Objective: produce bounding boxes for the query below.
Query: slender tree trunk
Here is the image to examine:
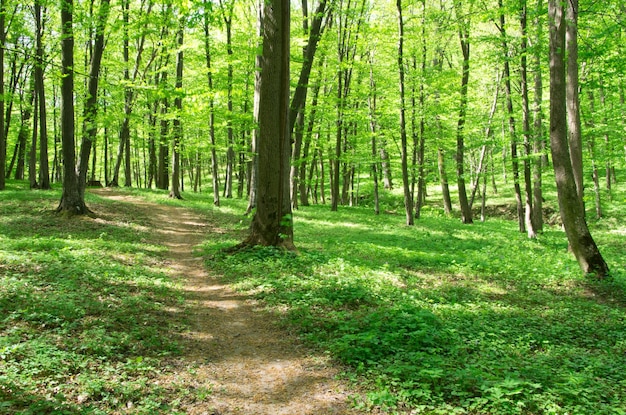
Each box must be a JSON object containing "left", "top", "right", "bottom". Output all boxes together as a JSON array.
[
  {"left": 169, "top": 19, "right": 184, "bottom": 200},
  {"left": 77, "top": 0, "right": 110, "bottom": 197},
  {"left": 520, "top": 0, "right": 536, "bottom": 238},
  {"left": 368, "top": 53, "right": 380, "bottom": 215},
  {"left": 498, "top": 4, "right": 524, "bottom": 232},
  {"left": 35, "top": 1, "right": 50, "bottom": 189},
  {"left": 455, "top": 3, "right": 473, "bottom": 224},
  {"left": 203, "top": 1, "right": 220, "bottom": 206},
  {"left": 548, "top": 0, "right": 608, "bottom": 278},
  {"left": 0, "top": 0, "right": 5, "bottom": 190},
  {"left": 532, "top": 0, "right": 544, "bottom": 232},
  {"left": 438, "top": 148, "right": 452, "bottom": 215},
  {"left": 396, "top": 0, "right": 413, "bottom": 225},
  {"left": 29, "top": 91, "right": 38, "bottom": 189}
]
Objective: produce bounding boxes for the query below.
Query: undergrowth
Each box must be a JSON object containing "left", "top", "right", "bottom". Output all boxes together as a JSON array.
[
  {"left": 204, "top": 184, "right": 626, "bottom": 414},
  {"left": 0, "top": 181, "right": 188, "bottom": 414}
]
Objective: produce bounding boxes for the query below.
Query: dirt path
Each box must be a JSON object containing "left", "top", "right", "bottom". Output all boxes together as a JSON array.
[{"left": 93, "top": 189, "right": 362, "bottom": 415}]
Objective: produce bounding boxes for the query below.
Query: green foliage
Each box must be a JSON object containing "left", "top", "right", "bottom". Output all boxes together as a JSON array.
[
  {"left": 0, "top": 182, "right": 187, "bottom": 414},
  {"left": 204, "top": 181, "right": 626, "bottom": 414}
]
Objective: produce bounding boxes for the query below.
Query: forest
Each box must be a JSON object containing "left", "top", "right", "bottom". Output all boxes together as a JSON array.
[{"left": 1, "top": 0, "right": 626, "bottom": 413}]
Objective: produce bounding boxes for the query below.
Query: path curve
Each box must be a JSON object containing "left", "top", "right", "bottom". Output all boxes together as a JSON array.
[{"left": 92, "top": 189, "right": 361, "bottom": 415}]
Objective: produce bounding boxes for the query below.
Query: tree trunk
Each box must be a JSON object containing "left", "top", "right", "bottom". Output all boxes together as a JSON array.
[
  {"left": 438, "top": 148, "right": 452, "bottom": 215},
  {"left": 0, "top": 0, "right": 5, "bottom": 190},
  {"left": 498, "top": 4, "right": 524, "bottom": 232},
  {"left": 548, "top": 0, "right": 608, "bottom": 278},
  {"left": 203, "top": 0, "right": 220, "bottom": 206},
  {"left": 169, "top": 19, "right": 184, "bottom": 200},
  {"left": 29, "top": 91, "right": 38, "bottom": 189},
  {"left": 566, "top": 0, "right": 584, "bottom": 211},
  {"left": 531, "top": 0, "right": 544, "bottom": 232},
  {"left": 57, "top": 0, "right": 89, "bottom": 215},
  {"left": 77, "top": 0, "right": 110, "bottom": 197},
  {"left": 396, "top": 0, "right": 413, "bottom": 226},
  {"left": 454, "top": 2, "right": 473, "bottom": 224},
  {"left": 238, "top": 0, "right": 293, "bottom": 249},
  {"left": 520, "top": 0, "right": 536, "bottom": 238},
  {"left": 35, "top": 1, "right": 50, "bottom": 189}
]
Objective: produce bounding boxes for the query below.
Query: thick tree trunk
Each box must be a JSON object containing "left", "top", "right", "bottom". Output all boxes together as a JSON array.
[
  {"left": 239, "top": 0, "right": 293, "bottom": 249},
  {"left": 548, "top": 0, "right": 608, "bottom": 278},
  {"left": 566, "top": 0, "right": 584, "bottom": 211},
  {"left": 57, "top": 0, "right": 89, "bottom": 215}
]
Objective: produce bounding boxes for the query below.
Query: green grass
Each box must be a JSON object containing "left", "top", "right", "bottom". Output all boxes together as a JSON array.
[
  {"left": 2, "top": 178, "right": 625, "bottom": 414},
  {"left": 202, "top": 181, "right": 626, "bottom": 414},
  {"left": 0, "top": 181, "right": 189, "bottom": 414}
]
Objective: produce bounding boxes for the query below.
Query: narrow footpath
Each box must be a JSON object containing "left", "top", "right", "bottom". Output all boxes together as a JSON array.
[{"left": 94, "top": 189, "right": 362, "bottom": 415}]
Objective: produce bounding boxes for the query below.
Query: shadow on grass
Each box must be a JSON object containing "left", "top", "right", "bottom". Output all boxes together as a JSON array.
[
  {"left": 204, "top": 202, "right": 626, "bottom": 413},
  {"left": 0, "top": 185, "right": 186, "bottom": 414}
]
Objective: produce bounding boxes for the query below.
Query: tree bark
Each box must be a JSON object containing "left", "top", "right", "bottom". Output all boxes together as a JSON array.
[
  {"left": 77, "top": 0, "right": 110, "bottom": 197},
  {"left": 454, "top": 1, "right": 473, "bottom": 224},
  {"left": 566, "top": 0, "right": 584, "bottom": 211},
  {"left": 520, "top": 0, "right": 536, "bottom": 238},
  {"left": 35, "top": 0, "right": 50, "bottom": 189},
  {"left": 396, "top": 0, "right": 414, "bottom": 226},
  {"left": 203, "top": 0, "right": 220, "bottom": 206},
  {"left": 0, "top": 0, "right": 5, "bottom": 190},
  {"left": 57, "top": 0, "right": 89, "bottom": 215},
  {"left": 548, "top": 0, "right": 608, "bottom": 278},
  {"left": 238, "top": 0, "right": 293, "bottom": 249},
  {"left": 169, "top": 19, "right": 184, "bottom": 200}
]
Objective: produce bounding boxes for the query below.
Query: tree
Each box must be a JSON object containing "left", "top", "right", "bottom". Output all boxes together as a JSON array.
[
  {"left": 453, "top": 0, "right": 473, "bottom": 224},
  {"left": 169, "top": 17, "right": 184, "bottom": 200},
  {"left": 238, "top": 0, "right": 293, "bottom": 249},
  {"left": 57, "top": 0, "right": 90, "bottom": 215},
  {"left": 0, "top": 0, "right": 5, "bottom": 191},
  {"left": 77, "top": 0, "right": 110, "bottom": 198},
  {"left": 548, "top": 0, "right": 608, "bottom": 278},
  {"left": 396, "top": 0, "right": 414, "bottom": 226}
]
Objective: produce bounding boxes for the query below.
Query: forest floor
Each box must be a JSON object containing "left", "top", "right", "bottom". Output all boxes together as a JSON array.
[{"left": 92, "top": 188, "right": 363, "bottom": 415}]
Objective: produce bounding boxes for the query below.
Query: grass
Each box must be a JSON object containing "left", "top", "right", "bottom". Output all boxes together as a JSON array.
[
  {"left": 0, "top": 181, "right": 189, "bottom": 414},
  {"left": 1, "top": 177, "right": 625, "bottom": 414},
  {"left": 202, "top": 180, "right": 626, "bottom": 414}
]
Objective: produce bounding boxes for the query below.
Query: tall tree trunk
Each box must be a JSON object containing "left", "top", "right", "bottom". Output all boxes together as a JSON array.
[
  {"left": 203, "top": 0, "right": 220, "bottom": 206},
  {"left": 531, "top": 0, "right": 544, "bottom": 232},
  {"left": 77, "top": 0, "right": 110, "bottom": 198},
  {"left": 238, "top": 0, "right": 293, "bottom": 249},
  {"left": 35, "top": 0, "right": 50, "bottom": 189},
  {"left": 454, "top": 1, "right": 473, "bottom": 224},
  {"left": 57, "top": 0, "right": 89, "bottom": 215},
  {"left": 498, "top": 4, "right": 524, "bottom": 232},
  {"left": 368, "top": 53, "right": 380, "bottom": 215},
  {"left": 396, "top": 0, "right": 413, "bottom": 226},
  {"left": 169, "top": 19, "right": 184, "bottom": 200},
  {"left": 566, "top": 0, "right": 584, "bottom": 211},
  {"left": 548, "top": 0, "right": 608, "bottom": 278},
  {"left": 520, "top": 0, "right": 536, "bottom": 238},
  {"left": 220, "top": 0, "right": 235, "bottom": 199},
  {"left": 0, "top": 0, "right": 5, "bottom": 190},
  {"left": 29, "top": 91, "right": 38, "bottom": 189}
]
